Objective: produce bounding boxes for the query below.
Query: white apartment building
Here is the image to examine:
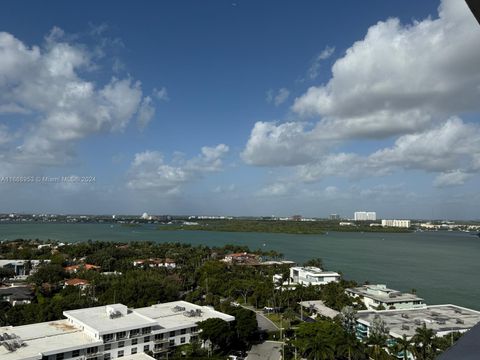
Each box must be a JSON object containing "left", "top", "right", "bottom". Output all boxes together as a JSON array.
[
  {"left": 290, "top": 266, "right": 340, "bottom": 286},
  {"left": 0, "top": 301, "right": 234, "bottom": 360},
  {"left": 346, "top": 284, "right": 426, "bottom": 311},
  {"left": 354, "top": 212, "right": 377, "bottom": 221},
  {"left": 381, "top": 219, "right": 411, "bottom": 228}
]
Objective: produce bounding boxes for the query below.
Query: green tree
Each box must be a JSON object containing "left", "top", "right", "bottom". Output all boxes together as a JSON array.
[{"left": 197, "top": 318, "right": 234, "bottom": 353}]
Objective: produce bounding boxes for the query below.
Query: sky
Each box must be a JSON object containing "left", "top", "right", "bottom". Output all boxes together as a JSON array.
[{"left": 0, "top": 0, "right": 479, "bottom": 219}]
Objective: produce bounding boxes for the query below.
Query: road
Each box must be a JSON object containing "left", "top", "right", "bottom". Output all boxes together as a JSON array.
[
  {"left": 246, "top": 341, "right": 283, "bottom": 360},
  {"left": 240, "top": 304, "right": 280, "bottom": 332}
]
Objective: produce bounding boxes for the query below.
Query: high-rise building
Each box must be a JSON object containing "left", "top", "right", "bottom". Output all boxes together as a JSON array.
[{"left": 354, "top": 211, "right": 377, "bottom": 221}]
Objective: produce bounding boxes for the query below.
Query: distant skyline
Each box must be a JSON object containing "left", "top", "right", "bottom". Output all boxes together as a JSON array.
[{"left": 0, "top": 0, "right": 479, "bottom": 219}]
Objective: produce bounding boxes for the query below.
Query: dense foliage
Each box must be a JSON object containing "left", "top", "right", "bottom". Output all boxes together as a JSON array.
[{"left": 157, "top": 219, "right": 411, "bottom": 234}]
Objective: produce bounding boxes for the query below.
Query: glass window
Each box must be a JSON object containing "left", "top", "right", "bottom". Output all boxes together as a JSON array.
[
  {"left": 118, "top": 350, "right": 124, "bottom": 358},
  {"left": 180, "top": 337, "right": 186, "bottom": 344},
  {"left": 143, "top": 345, "right": 149, "bottom": 352},
  {"left": 104, "top": 344, "right": 111, "bottom": 351},
  {"left": 117, "top": 331, "right": 127, "bottom": 340},
  {"left": 72, "top": 350, "right": 80, "bottom": 357},
  {"left": 118, "top": 341, "right": 124, "bottom": 348},
  {"left": 169, "top": 339, "right": 175, "bottom": 346},
  {"left": 56, "top": 354, "right": 64, "bottom": 360},
  {"left": 169, "top": 331, "right": 175, "bottom": 337},
  {"left": 132, "top": 338, "right": 138, "bottom": 345},
  {"left": 180, "top": 328, "right": 186, "bottom": 335},
  {"left": 103, "top": 354, "right": 110, "bottom": 360},
  {"left": 131, "top": 348, "right": 137, "bottom": 354},
  {"left": 144, "top": 336, "right": 150, "bottom": 342},
  {"left": 103, "top": 334, "right": 114, "bottom": 342},
  {"left": 154, "top": 333, "right": 164, "bottom": 340}
]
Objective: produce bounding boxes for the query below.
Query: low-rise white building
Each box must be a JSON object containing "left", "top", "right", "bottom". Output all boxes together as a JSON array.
[
  {"left": 356, "top": 304, "right": 480, "bottom": 340},
  {"left": 346, "top": 284, "right": 425, "bottom": 311},
  {"left": 290, "top": 266, "right": 340, "bottom": 286},
  {"left": 381, "top": 219, "right": 411, "bottom": 228},
  {"left": 0, "top": 301, "right": 234, "bottom": 360},
  {"left": 0, "top": 260, "right": 50, "bottom": 279}
]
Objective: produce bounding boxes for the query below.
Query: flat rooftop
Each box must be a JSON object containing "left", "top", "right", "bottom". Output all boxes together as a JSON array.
[
  {"left": 134, "top": 301, "right": 234, "bottom": 330},
  {"left": 299, "top": 300, "right": 339, "bottom": 319},
  {"left": 347, "top": 285, "right": 424, "bottom": 303},
  {"left": 64, "top": 304, "right": 156, "bottom": 335},
  {"left": 357, "top": 305, "right": 480, "bottom": 338},
  {"left": 0, "top": 320, "right": 100, "bottom": 360}
]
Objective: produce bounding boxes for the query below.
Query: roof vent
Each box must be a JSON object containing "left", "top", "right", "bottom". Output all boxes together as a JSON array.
[
  {"left": 0, "top": 333, "right": 26, "bottom": 352},
  {"left": 183, "top": 309, "right": 203, "bottom": 317},
  {"left": 172, "top": 306, "right": 186, "bottom": 312}
]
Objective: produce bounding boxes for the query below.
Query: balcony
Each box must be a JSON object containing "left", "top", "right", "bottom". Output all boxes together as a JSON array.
[
  {"left": 85, "top": 351, "right": 103, "bottom": 359},
  {"left": 153, "top": 346, "right": 168, "bottom": 353},
  {"left": 154, "top": 338, "right": 169, "bottom": 344}
]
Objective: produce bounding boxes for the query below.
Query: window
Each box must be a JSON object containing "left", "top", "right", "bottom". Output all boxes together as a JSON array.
[
  {"left": 87, "top": 347, "right": 98, "bottom": 355},
  {"left": 169, "top": 331, "right": 176, "bottom": 337},
  {"left": 72, "top": 350, "right": 80, "bottom": 357},
  {"left": 132, "top": 338, "right": 138, "bottom": 345},
  {"left": 56, "top": 354, "right": 64, "bottom": 360},
  {"left": 131, "top": 348, "right": 137, "bottom": 354},
  {"left": 118, "top": 341, "right": 125, "bottom": 348},
  {"left": 144, "top": 336, "right": 150, "bottom": 342},
  {"left": 103, "top": 334, "right": 114, "bottom": 342},
  {"left": 104, "top": 344, "right": 111, "bottom": 351},
  {"left": 103, "top": 354, "right": 110, "bottom": 360},
  {"left": 169, "top": 339, "right": 175, "bottom": 347},
  {"left": 118, "top": 350, "right": 124, "bottom": 358},
  {"left": 180, "top": 328, "right": 186, "bottom": 335},
  {"left": 130, "top": 329, "right": 139, "bottom": 337},
  {"left": 117, "top": 331, "right": 127, "bottom": 340},
  {"left": 143, "top": 345, "right": 149, "bottom": 352},
  {"left": 154, "top": 333, "right": 164, "bottom": 340},
  {"left": 142, "top": 327, "right": 151, "bottom": 334},
  {"left": 180, "top": 337, "right": 186, "bottom": 344},
  {"left": 190, "top": 327, "right": 197, "bottom": 333}
]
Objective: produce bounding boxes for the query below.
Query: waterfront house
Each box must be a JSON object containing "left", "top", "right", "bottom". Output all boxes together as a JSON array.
[{"left": 346, "top": 284, "right": 426, "bottom": 310}]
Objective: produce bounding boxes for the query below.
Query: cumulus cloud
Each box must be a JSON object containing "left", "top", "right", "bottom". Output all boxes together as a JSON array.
[
  {"left": 0, "top": 28, "right": 151, "bottom": 166},
  {"left": 266, "top": 88, "right": 290, "bottom": 106},
  {"left": 293, "top": 0, "right": 480, "bottom": 139},
  {"left": 434, "top": 170, "right": 472, "bottom": 187},
  {"left": 127, "top": 144, "right": 229, "bottom": 192},
  {"left": 243, "top": 0, "right": 480, "bottom": 190},
  {"left": 241, "top": 121, "right": 327, "bottom": 166}
]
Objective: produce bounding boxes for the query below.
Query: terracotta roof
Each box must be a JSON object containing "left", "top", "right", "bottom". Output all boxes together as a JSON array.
[{"left": 64, "top": 278, "right": 90, "bottom": 286}]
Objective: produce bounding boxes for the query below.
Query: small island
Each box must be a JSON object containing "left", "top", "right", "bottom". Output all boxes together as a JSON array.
[{"left": 157, "top": 219, "right": 412, "bottom": 235}]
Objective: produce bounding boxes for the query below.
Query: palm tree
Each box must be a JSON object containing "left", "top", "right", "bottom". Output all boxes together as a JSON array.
[
  {"left": 412, "top": 324, "right": 436, "bottom": 360},
  {"left": 396, "top": 335, "right": 414, "bottom": 360},
  {"left": 367, "top": 333, "right": 390, "bottom": 360}
]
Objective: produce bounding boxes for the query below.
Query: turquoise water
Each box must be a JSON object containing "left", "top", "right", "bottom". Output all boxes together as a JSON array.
[{"left": 1, "top": 223, "right": 479, "bottom": 310}]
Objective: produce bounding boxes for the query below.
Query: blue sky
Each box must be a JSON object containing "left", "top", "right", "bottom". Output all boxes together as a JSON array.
[{"left": 0, "top": 0, "right": 479, "bottom": 219}]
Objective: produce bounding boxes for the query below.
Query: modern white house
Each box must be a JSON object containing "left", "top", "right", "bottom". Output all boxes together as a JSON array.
[
  {"left": 0, "top": 260, "right": 50, "bottom": 279},
  {"left": 0, "top": 301, "right": 234, "bottom": 360},
  {"left": 273, "top": 266, "right": 340, "bottom": 289},
  {"left": 290, "top": 266, "right": 340, "bottom": 286},
  {"left": 345, "top": 284, "right": 426, "bottom": 310}
]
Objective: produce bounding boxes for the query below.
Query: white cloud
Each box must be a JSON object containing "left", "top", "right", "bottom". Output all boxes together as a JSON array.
[
  {"left": 153, "top": 87, "right": 169, "bottom": 101},
  {"left": 266, "top": 88, "right": 290, "bottom": 106},
  {"left": 0, "top": 28, "right": 150, "bottom": 166},
  {"left": 434, "top": 170, "right": 472, "bottom": 187},
  {"left": 256, "top": 182, "right": 292, "bottom": 197},
  {"left": 241, "top": 121, "right": 326, "bottom": 166},
  {"left": 136, "top": 96, "right": 155, "bottom": 130},
  {"left": 293, "top": 0, "right": 480, "bottom": 139},
  {"left": 307, "top": 46, "right": 335, "bottom": 80},
  {"left": 127, "top": 144, "right": 229, "bottom": 192},
  {"left": 368, "top": 118, "right": 480, "bottom": 172}
]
